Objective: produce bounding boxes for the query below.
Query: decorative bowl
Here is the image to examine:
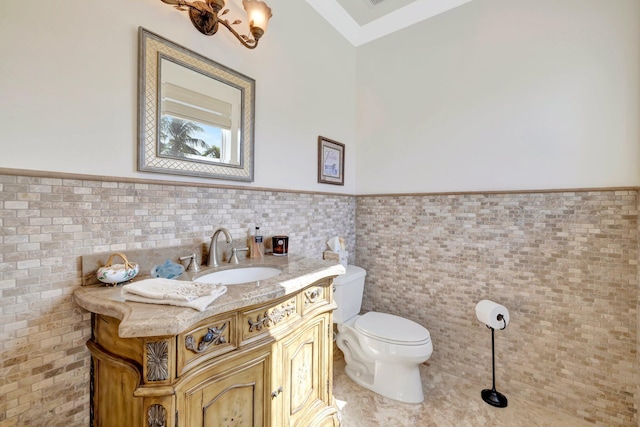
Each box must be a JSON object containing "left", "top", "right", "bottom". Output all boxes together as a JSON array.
[{"left": 97, "top": 253, "right": 139, "bottom": 286}]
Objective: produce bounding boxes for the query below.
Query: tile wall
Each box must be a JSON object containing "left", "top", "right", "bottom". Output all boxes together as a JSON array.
[
  {"left": 356, "top": 190, "right": 638, "bottom": 426},
  {"left": 0, "top": 171, "right": 356, "bottom": 427},
  {"left": 1, "top": 170, "right": 637, "bottom": 426}
]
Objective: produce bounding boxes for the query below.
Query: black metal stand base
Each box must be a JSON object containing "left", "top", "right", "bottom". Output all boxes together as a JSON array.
[
  {"left": 481, "top": 388, "right": 508, "bottom": 408},
  {"left": 481, "top": 325, "right": 508, "bottom": 408}
]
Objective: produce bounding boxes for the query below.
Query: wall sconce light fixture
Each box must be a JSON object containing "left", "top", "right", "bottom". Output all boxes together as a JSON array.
[{"left": 161, "top": 0, "right": 272, "bottom": 49}]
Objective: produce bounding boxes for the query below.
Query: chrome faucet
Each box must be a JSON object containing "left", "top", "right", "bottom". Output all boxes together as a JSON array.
[
  {"left": 179, "top": 253, "right": 200, "bottom": 272},
  {"left": 229, "top": 247, "right": 249, "bottom": 264},
  {"left": 208, "top": 227, "right": 233, "bottom": 268}
]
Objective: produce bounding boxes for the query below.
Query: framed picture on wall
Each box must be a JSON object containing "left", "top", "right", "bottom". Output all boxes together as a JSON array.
[{"left": 317, "top": 136, "right": 345, "bottom": 186}]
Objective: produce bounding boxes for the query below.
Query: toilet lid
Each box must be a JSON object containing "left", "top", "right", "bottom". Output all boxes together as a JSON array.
[{"left": 354, "top": 312, "right": 431, "bottom": 345}]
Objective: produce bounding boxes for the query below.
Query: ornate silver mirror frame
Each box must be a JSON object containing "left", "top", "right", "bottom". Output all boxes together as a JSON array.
[{"left": 138, "top": 27, "right": 255, "bottom": 181}]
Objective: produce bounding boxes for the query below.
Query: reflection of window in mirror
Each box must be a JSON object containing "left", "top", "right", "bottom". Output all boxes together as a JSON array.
[{"left": 159, "top": 58, "right": 242, "bottom": 166}]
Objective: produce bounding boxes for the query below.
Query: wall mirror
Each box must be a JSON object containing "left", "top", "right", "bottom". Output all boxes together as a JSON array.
[{"left": 138, "top": 27, "right": 255, "bottom": 181}]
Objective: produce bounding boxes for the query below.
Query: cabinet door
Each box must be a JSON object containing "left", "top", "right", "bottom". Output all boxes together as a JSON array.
[
  {"left": 274, "top": 315, "right": 331, "bottom": 427},
  {"left": 180, "top": 349, "right": 271, "bottom": 427}
]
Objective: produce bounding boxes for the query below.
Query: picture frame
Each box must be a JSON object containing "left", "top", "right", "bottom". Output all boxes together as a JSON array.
[
  {"left": 138, "top": 28, "right": 255, "bottom": 182},
  {"left": 317, "top": 136, "right": 345, "bottom": 186}
]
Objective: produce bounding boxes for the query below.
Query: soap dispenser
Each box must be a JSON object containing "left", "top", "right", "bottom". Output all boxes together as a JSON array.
[{"left": 249, "top": 226, "right": 264, "bottom": 258}]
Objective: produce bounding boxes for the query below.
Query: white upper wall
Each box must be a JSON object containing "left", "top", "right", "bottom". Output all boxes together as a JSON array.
[
  {"left": 2, "top": 1, "right": 638, "bottom": 195},
  {"left": 355, "top": 0, "right": 640, "bottom": 193},
  {"left": 0, "top": 0, "right": 357, "bottom": 194}
]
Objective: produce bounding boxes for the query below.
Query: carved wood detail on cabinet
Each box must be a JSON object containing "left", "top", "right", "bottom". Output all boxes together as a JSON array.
[
  {"left": 185, "top": 323, "right": 227, "bottom": 353},
  {"left": 241, "top": 297, "right": 299, "bottom": 346},
  {"left": 86, "top": 278, "right": 339, "bottom": 427},
  {"left": 146, "top": 341, "right": 169, "bottom": 382},
  {"left": 147, "top": 404, "right": 167, "bottom": 427},
  {"left": 178, "top": 314, "right": 236, "bottom": 376}
]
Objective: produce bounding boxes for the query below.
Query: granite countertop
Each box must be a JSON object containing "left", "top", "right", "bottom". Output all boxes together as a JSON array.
[{"left": 74, "top": 254, "right": 345, "bottom": 338}]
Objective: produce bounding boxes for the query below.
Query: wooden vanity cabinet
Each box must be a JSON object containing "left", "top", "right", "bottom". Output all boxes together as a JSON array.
[{"left": 87, "top": 278, "right": 340, "bottom": 427}]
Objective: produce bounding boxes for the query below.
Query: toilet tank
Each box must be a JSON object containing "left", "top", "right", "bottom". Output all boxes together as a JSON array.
[{"left": 332, "top": 265, "right": 367, "bottom": 323}]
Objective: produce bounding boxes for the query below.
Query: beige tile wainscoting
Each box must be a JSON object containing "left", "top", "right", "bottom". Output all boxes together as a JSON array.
[
  {"left": 356, "top": 190, "right": 638, "bottom": 426},
  {"left": 1, "top": 169, "right": 638, "bottom": 426},
  {"left": 0, "top": 171, "right": 355, "bottom": 426}
]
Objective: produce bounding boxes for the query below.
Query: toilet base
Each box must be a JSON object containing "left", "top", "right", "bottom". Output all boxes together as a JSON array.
[{"left": 344, "top": 360, "right": 425, "bottom": 404}]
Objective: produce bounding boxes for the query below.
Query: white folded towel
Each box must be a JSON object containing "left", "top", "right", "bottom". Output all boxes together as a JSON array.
[{"left": 121, "top": 278, "right": 227, "bottom": 311}]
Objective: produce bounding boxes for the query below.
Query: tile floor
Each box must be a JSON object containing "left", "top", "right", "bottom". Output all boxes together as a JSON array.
[{"left": 332, "top": 357, "right": 593, "bottom": 427}]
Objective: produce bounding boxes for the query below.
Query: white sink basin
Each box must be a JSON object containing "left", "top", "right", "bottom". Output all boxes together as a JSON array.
[{"left": 195, "top": 266, "right": 282, "bottom": 285}]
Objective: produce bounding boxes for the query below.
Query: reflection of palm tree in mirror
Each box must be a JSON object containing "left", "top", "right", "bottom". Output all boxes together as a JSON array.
[
  {"left": 160, "top": 116, "right": 207, "bottom": 157},
  {"left": 202, "top": 145, "right": 221, "bottom": 159}
]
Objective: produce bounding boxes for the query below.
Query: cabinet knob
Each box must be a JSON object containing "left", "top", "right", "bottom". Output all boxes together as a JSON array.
[{"left": 271, "top": 386, "right": 283, "bottom": 399}]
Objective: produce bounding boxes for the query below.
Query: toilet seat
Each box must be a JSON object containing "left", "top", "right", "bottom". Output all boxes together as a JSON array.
[{"left": 354, "top": 312, "right": 431, "bottom": 346}]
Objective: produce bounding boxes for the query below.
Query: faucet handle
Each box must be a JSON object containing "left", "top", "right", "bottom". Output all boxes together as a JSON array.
[
  {"left": 229, "top": 247, "right": 249, "bottom": 264},
  {"left": 179, "top": 253, "right": 200, "bottom": 272}
]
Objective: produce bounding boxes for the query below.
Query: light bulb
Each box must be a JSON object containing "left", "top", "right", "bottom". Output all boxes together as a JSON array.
[{"left": 242, "top": 0, "right": 272, "bottom": 33}]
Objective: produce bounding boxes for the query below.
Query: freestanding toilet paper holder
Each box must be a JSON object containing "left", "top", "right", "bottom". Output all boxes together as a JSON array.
[{"left": 481, "top": 314, "right": 508, "bottom": 408}]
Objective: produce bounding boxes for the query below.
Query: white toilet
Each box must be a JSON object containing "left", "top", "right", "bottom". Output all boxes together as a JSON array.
[{"left": 333, "top": 265, "right": 433, "bottom": 403}]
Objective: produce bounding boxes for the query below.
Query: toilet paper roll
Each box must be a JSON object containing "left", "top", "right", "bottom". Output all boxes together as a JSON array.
[{"left": 475, "top": 299, "right": 510, "bottom": 330}]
